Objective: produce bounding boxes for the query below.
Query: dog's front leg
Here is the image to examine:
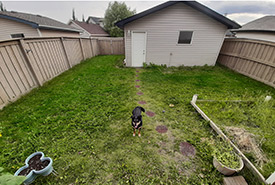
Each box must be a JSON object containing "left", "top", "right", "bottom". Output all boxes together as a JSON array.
[
  {"left": 133, "top": 128, "right": 136, "bottom": 136},
  {"left": 138, "top": 128, "right": 141, "bottom": 137}
]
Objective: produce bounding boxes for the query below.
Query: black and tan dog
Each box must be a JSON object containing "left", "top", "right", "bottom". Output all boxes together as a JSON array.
[{"left": 131, "top": 106, "right": 145, "bottom": 137}]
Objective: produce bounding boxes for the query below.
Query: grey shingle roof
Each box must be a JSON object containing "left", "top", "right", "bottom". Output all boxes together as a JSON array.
[
  {"left": 0, "top": 11, "right": 81, "bottom": 32},
  {"left": 72, "top": 21, "right": 108, "bottom": 35},
  {"left": 234, "top": 16, "right": 275, "bottom": 32},
  {"left": 87, "top": 16, "right": 103, "bottom": 24},
  {"left": 116, "top": 1, "right": 240, "bottom": 29}
]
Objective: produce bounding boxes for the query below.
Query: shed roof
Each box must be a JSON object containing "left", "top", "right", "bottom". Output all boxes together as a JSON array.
[
  {"left": 233, "top": 16, "right": 275, "bottom": 33},
  {"left": 115, "top": 1, "right": 240, "bottom": 29},
  {"left": 0, "top": 11, "right": 81, "bottom": 32},
  {"left": 72, "top": 20, "right": 108, "bottom": 35}
]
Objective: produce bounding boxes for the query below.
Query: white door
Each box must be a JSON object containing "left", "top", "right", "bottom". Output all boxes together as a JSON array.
[{"left": 132, "top": 32, "right": 146, "bottom": 67}]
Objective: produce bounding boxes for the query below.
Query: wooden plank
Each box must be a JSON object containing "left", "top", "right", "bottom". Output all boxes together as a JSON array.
[
  {"left": 11, "top": 45, "right": 33, "bottom": 88},
  {"left": 35, "top": 41, "right": 53, "bottom": 79},
  {"left": 223, "top": 176, "right": 248, "bottom": 185},
  {"left": 0, "top": 47, "right": 23, "bottom": 95},
  {"left": 79, "top": 38, "right": 85, "bottom": 60},
  {"left": 19, "top": 39, "right": 42, "bottom": 86},
  {"left": 191, "top": 95, "right": 267, "bottom": 184},
  {"left": 5, "top": 46, "right": 28, "bottom": 91},
  {"left": 38, "top": 41, "right": 55, "bottom": 77},
  {"left": 29, "top": 42, "right": 49, "bottom": 80},
  {"left": 220, "top": 53, "right": 275, "bottom": 68},
  {"left": 0, "top": 82, "right": 9, "bottom": 105},
  {"left": 45, "top": 40, "right": 59, "bottom": 75},
  {"left": 49, "top": 40, "right": 62, "bottom": 74},
  {"left": 27, "top": 42, "right": 47, "bottom": 82},
  {"left": 0, "top": 54, "right": 15, "bottom": 99},
  {"left": 15, "top": 45, "right": 36, "bottom": 87},
  {"left": 55, "top": 40, "right": 67, "bottom": 71},
  {"left": 60, "top": 37, "right": 71, "bottom": 68}
]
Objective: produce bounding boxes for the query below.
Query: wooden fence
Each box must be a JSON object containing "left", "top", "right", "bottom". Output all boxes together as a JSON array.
[
  {"left": 218, "top": 38, "right": 275, "bottom": 87},
  {"left": 0, "top": 37, "right": 124, "bottom": 109}
]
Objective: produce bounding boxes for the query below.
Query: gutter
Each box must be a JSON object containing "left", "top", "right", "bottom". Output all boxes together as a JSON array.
[
  {"left": 38, "top": 25, "right": 81, "bottom": 33},
  {"left": 190, "top": 94, "right": 267, "bottom": 184}
]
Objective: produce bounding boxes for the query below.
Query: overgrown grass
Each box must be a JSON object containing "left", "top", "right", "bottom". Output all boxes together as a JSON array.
[{"left": 0, "top": 56, "right": 274, "bottom": 184}]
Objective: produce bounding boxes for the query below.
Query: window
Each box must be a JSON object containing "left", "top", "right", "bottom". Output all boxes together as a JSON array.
[
  {"left": 11, "top": 33, "right": 25, "bottom": 39},
  {"left": 178, "top": 31, "right": 193, "bottom": 44}
]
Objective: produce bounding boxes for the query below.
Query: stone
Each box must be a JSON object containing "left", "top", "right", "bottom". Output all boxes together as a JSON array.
[
  {"left": 179, "top": 142, "right": 196, "bottom": 157},
  {"left": 156, "top": 125, "right": 168, "bottom": 133},
  {"left": 146, "top": 111, "right": 155, "bottom": 117}
]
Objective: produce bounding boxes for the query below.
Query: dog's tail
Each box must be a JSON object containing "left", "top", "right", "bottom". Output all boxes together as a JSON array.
[{"left": 139, "top": 106, "right": 145, "bottom": 112}]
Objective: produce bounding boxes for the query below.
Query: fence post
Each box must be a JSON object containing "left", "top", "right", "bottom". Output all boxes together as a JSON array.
[
  {"left": 18, "top": 39, "right": 42, "bottom": 87},
  {"left": 110, "top": 39, "right": 113, "bottom": 54},
  {"left": 97, "top": 39, "right": 101, "bottom": 55},
  {"left": 79, "top": 38, "right": 85, "bottom": 60},
  {"left": 90, "top": 38, "right": 94, "bottom": 57},
  {"left": 60, "top": 37, "right": 71, "bottom": 69}
]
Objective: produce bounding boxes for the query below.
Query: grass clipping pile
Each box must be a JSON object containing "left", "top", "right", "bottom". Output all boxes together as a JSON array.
[{"left": 225, "top": 126, "right": 268, "bottom": 169}]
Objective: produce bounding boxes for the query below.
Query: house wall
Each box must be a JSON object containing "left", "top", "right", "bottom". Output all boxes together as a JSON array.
[
  {"left": 236, "top": 32, "right": 275, "bottom": 43},
  {"left": 124, "top": 3, "right": 227, "bottom": 67},
  {"left": 40, "top": 29, "right": 80, "bottom": 37},
  {"left": 0, "top": 17, "right": 39, "bottom": 41}
]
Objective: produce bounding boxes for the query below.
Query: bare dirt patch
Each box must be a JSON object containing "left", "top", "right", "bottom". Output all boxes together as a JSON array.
[
  {"left": 138, "top": 101, "right": 147, "bottom": 105},
  {"left": 156, "top": 125, "right": 168, "bottom": 133},
  {"left": 146, "top": 111, "right": 155, "bottom": 117},
  {"left": 179, "top": 142, "right": 196, "bottom": 157},
  {"left": 225, "top": 126, "right": 268, "bottom": 168}
]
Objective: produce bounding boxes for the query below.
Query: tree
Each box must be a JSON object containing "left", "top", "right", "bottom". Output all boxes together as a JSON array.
[
  {"left": 104, "top": 1, "right": 135, "bottom": 37},
  {"left": 0, "top": 1, "right": 6, "bottom": 11},
  {"left": 72, "top": 8, "right": 76, "bottom": 20}
]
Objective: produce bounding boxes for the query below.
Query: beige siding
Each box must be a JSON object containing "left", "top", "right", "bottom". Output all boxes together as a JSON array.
[
  {"left": 124, "top": 3, "right": 227, "bottom": 67},
  {"left": 40, "top": 29, "right": 80, "bottom": 37},
  {"left": 0, "top": 18, "right": 39, "bottom": 41},
  {"left": 236, "top": 32, "right": 275, "bottom": 43}
]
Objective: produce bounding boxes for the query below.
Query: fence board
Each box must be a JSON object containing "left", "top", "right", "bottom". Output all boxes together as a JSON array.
[
  {"left": 0, "top": 37, "right": 124, "bottom": 109},
  {"left": 218, "top": 38, "right": 275, "bottom": 87}
]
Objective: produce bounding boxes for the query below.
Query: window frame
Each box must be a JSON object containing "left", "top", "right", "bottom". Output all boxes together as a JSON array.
[{"left": 177, "top": 30, "right": 194, "bottom": 45}]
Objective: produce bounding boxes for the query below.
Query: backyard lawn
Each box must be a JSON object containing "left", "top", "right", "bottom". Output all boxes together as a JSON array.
[{"left": 0, "top": 55, "right": 274, "bottom": 184}]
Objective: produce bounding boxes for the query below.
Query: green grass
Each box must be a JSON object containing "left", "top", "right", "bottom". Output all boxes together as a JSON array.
[{"left": 0, "top": 56, "right": 274, "bottom": 184}]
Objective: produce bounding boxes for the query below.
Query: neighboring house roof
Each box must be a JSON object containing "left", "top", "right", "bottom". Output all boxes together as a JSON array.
[
  {"left": 116, "top": 1, "right": 241, "bottom": 29},
  {"left": 0, "top": 11, "right": 81, "bottom": 32},
  {"left": 87, "top": 16, "right": 103, "bottom": 24},
  {"left": 71, "top": 20, "right": 108, "bottom": 36},
  {"left": 234, "top": 16, "right": 275, "bottom": 33}
]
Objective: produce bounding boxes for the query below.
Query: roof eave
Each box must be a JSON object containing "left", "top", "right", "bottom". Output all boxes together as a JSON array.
[
  {"left": 38, "top": 25, "right": 82, "bottom": 33},
  {"left": 233, "top": 29, "right": 275, "bottom": 33},
  {"left": 115, "top": 1, "right": 241, "bottom": 30},
  {"left": 0, "top": 14, "right": 38, "bottom": 28}
]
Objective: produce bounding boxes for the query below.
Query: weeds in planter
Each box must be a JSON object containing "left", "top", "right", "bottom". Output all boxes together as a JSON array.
[
  {"left": 198, "top": 98, "right": 275, "bottom": 178},
  {"left": 212, "top": 137, "right": 241, "bottom": 169}
]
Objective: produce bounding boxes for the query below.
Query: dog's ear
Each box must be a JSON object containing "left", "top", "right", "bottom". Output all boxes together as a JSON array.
[
  {"left": 130, "top": 115, "right": 133, "bottom": 119},
  {"left": 138, "top": 115, "right": 142, "bottom": 119}
]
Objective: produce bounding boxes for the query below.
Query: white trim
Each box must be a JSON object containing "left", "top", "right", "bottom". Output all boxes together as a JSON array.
[
  {"left": 37, "top": 28, "right": 42, "bottom": 37},
  {"left": 131, "top": 31, "right": 147, "bottom": 67},
  {"left": 213, "top": 29, "right": 227, "bottom": 65},
  {"left": 176, "top": 30, "right": 194, "bottom": 45}
]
